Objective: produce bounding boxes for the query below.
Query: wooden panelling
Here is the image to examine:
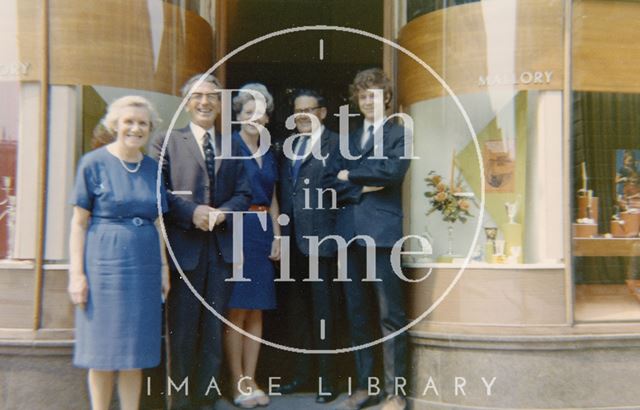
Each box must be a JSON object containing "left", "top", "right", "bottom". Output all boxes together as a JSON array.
[
  {"left": 15, "top": 0, "right": 42, "bottom": 82},
  {"left": 407, "top": 266, "right": 566, "bottom": 325},
  {"left": 574, "top": 238, "right": 640, "bottom": 257},
  {"left": 0, "top": 267, "right": 79, "bottom": 330},
  {"left": 397, "top": 0, "right": 564, "bottom": 105},
  {"left": 18, "top": 0, "right": 214, "bottom": 95},
  {"left": 572, "top": 0, "right": 640, "bottom": 94},
  {"left": 0, "top": 268, "right": 35, "bottom": 329},
  {"left": 41, "top": 269, "right": 74, "bottom": 329}
]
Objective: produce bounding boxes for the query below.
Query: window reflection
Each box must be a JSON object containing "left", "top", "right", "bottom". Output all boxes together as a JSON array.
[
  {"left": 573, "top": 92, "right": 640, "bottom": 321},
  {"left": 0, "top": 83, "right": 19, "bottom": 260},
  {"left": 407, "top": 0, "right": 480, "bottom": 22}
]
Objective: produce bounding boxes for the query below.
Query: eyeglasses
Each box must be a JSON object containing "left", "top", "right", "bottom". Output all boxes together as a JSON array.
[
  {"left": 190, "top": 93, "right": 219, "bottom": 102},
  {"left": 294, "top": 106, "right": 323, "bottom": 114}
]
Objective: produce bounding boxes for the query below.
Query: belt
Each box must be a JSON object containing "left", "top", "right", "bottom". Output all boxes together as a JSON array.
[
  {"left": 91, "top": 216, "right": 154, "bottom": 227},
  {"left": 248, "top": 205, "right": 269, "bottom": 212}
]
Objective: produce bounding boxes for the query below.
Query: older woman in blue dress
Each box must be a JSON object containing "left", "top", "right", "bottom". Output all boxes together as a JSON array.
[
  {"left": 68, "top": 96, "right": 169, "bottom": 410},
  {"left": 225, "top": 83, "right": 280, "bottom": 408}
]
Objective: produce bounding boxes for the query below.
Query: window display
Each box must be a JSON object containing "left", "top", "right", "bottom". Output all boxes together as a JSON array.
[
  {"left": 0, "top": 82, "right": 19, "bottom": 260},
  {"left": 572, "top": 91, "right": 640, "bottom": 320}
]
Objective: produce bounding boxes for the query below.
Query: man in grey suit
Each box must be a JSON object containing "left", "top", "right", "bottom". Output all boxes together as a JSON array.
[
  {"left": 329, "top": 68, "right": 410, "bottom": 410},
  {"left": 149, "top": 73, "right": 251, "bottom": 410},
  {"left": 276, "top": 89, "right": 339, "bottom": 403}
]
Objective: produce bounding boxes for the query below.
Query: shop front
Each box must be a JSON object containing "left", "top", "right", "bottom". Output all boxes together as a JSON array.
[
  {"left": 398, "top": 0, "right": 640, "bottom": 408},
  {"left": 1, "top": 0, "right": 640, "bottom": 409}
]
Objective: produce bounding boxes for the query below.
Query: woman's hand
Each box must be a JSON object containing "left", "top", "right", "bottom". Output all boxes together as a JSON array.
[
  {"left": 269, "top": 237, "right": 281, "bottom": 261},
  {"left": 161, "top": 264, "right": 170, "bottom": 301},
  {"left": 68, "top": 271, "right": 88, "bottom": 307},
  {"left": 69, "top": 206, "right": 90, "bottom": 308}
]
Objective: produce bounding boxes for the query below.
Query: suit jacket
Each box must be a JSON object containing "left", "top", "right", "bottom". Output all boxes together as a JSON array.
[
  {"left": 326, "top": 120, "right": 410, "bottom": 248},
  {"left": 149, "top": 126, "right": 252, "bottom": 270},
  {"left": 279, "top": 128, "right": 339, "bottom": 257}
]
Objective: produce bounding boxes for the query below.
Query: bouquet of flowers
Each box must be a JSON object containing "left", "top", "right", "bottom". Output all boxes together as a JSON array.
[{"left": 424, "top": 170, "right": 474, "bottom": 223}]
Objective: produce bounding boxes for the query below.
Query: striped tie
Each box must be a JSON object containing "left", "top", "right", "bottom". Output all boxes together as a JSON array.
[
  {"left": 202, "top": 132, "right": 216, "bottom": 204},
  {"left": 291, "top": 136, "right": 309, "bottom": 183}
]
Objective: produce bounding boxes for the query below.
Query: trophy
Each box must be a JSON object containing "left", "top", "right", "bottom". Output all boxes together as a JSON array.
[
  {"left": 484, "top": 227, "right": 498, "bottom": 262},
  {"left": 505, "top": 200, "right": 518, "bottom": 224},
  {"left": 494, "top": 240, "right": 506, "bottom": 263},
  {"left": 504, "top": 199, "right": 523, "bottom": 262}
]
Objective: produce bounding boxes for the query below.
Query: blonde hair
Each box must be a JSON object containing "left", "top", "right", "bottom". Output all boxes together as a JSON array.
[
  {"left": 102, "top": 95, "right": 161, "bottom": 134},
  {"left": 232, "top": 83, "right": 274, "bottom": 115}
]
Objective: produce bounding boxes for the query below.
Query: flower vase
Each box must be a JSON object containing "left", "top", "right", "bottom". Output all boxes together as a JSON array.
[{"left": 437, "top": 223, "right": 460, "bottom": 263}]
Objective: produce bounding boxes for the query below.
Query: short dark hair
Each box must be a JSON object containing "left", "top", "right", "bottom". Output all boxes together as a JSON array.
[{"left": 292, "top": 88, "right": 326, "bottom": 109}]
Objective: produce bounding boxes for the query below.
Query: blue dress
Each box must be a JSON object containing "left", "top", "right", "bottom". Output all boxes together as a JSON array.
[
  {"left": 228, "top": 132, "right": 277, "bottom": 310},
  {"left": 71, "top": 147, "right": 167, "bottom": 370}
]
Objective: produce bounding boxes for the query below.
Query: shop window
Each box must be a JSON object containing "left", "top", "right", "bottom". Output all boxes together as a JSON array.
[
  {"left": 405, "top": 90, "right": 563, "bottom": 267},
  {"left": 572, "top": 92, "right": 640, "bottom": 321},
  {"left": 399, "top": 0, "right": 565, "bottom": 270},
  {"left": 0, "top": 82, "right": 18, "bottom": 260},
  {"left": 571, "top": 0, "right": 640, "bottom": 322}
]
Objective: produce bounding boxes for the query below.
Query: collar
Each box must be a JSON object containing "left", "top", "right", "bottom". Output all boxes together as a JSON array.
[
  {"left": 363, "top": 118, "right": 385, "bottom": 134},
  {"left": 293, "top": 125, "right": 325, "bottom": 160},
  {"left": 310, "top": 124, "right": 325, "bottom": 145},
  {"left": 189, "top": 122, "right": 215, "bottom": 145}
]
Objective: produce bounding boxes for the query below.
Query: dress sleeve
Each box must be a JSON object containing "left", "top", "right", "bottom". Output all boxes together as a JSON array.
[{"left": 70, "top": 155, "right": 95, "bottom": 211}]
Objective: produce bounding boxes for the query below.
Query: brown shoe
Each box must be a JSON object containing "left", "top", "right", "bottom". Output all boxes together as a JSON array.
[
  {"left": 381, "top": 394, "right": 407, "bottom": 410},
  {"left": 334, "top": 389, "right": 373, "bottom": 410}
]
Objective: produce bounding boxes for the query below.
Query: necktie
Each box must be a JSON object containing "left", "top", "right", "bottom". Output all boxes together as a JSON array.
[
  {"left": 361, "top": 124, "right": 374, "bottom": 149},
  {"left": 291, "top": 136, "right": 309, "bottom": 183},
  {"left": 202, "top": 132, "right": 216, "bottom": 204}
]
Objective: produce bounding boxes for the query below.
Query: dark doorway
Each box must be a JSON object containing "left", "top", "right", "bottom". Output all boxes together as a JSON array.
[
  {"left": 220, "top": 0, "right": 385, "bottom": 392},
  {"left": 222, "top": 0, "right": 384, "bottom": 140}
]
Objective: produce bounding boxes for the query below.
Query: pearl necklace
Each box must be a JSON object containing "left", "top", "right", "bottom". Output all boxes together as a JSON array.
[{"left": 118, "top": 156, "right": 142, "bottom": 173}]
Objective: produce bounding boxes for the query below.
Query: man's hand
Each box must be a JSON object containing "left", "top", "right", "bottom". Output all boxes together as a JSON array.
[
  {"left": 208, "top": 208, "right": 226, "bottom": 230},
  {"left": 362, "top": 186, "right": 384, "bottom": 194},
  {"left": 193, "top": 205, "right": 215, "bottom": 231},
  {"left": 337, "top": 170, "right": 350, "bottom": 181}
]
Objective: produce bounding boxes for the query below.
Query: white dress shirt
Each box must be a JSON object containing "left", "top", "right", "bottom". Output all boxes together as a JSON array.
[
  {"left": 360, "top": 118, "right": 385, "bottom": 149},
  {"left": 189, "top": 122, "right": 216, "bottom": 158},
  {"left": 293, "top": 125, "right": 324, "bottom": 162}
]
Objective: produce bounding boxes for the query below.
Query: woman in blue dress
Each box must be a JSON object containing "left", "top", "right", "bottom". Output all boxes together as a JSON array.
[
  {"left": 67, "top": 96, "right": 169, "bottom": 410},
  {"left": 225, "top": 83, "right": 280, "bottom": 408}
]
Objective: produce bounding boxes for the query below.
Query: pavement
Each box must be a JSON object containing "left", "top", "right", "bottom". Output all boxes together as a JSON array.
[{"left": 214, "top": 393, "right": 387, "bottom": 410}]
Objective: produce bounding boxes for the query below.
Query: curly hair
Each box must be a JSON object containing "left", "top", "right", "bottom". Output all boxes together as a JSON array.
[
  {"left": 102, "top": 95, "right": 161, "bottom": 134},
  {"left": 349, "top": 68, "right": 393, "bottom": 109}
]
